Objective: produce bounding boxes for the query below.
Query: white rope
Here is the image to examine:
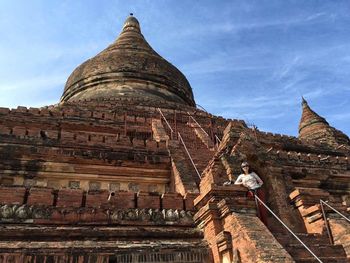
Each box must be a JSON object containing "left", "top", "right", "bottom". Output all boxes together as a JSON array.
[
  {"left": 178, "top": 132, "right": 201, "bottom": 179},
  {"left": 320, "top": 200, "right": 350, "bottom": 223},
  {"left": 157, "top": 108, "right": 201, "bottom": 179},
  {"left": 187, "top": 112, "right": 209, "bottom": 137},
  {"left": 215, "top": 134, "right": 221, "bottom": 143},
  {"left": 254, "top": 195, "right": 323, "bottom": 263},
  {"left": 157, "top": 108, "right": 174, "bottom": 137}
]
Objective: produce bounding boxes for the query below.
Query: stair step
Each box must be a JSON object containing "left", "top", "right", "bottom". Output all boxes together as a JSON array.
[
  {"left": 273, "top": 232, "right": 348, "bottom": 262},
  {"left": 286, "top": 243, "right": 346, "bottom": 254},
  {"left": 295, "top": 257, "right": 350, "bottom": 263},
  {"left": 284, "top": 244, "right": 347, "bottom": 261},
  {"left": 275, "top": 233, "right": 330, "bottom": 246}
]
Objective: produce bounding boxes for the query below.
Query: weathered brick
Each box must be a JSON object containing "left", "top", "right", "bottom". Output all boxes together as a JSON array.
[
  {"left": 162, "top": 193, "right": 184, "bottom": 210},
  {"left": 0, "top": 186, "right": 26, "bottom": 205},
  {"left": 27, "top": 188, "right": 53, "bottom": 206},
  {"left": 137, "top": 192, "right": 161, "bottom": 209},
  {"left": 56, "top": 189, "right": 83, "bottom": 207}
]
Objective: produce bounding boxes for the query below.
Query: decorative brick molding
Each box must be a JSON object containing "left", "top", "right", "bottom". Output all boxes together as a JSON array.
[
  {"left": 0, "top": 247, "right": 210, "bottom": 263},
  {"left": 0, "top": 204, "right": 194, "bottom": 226}
]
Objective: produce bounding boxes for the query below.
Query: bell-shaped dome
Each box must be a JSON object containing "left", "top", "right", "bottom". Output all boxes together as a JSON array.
[{"left": 61, "top": 15, "right": 195, "bottom": 107}]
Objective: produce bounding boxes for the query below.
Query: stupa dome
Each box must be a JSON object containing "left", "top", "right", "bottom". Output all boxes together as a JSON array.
[{"left": 61, "top": 14, "right": 195, "bottom": 107}]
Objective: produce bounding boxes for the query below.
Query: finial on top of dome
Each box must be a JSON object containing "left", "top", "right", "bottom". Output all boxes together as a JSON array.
[
  {"left": 301, "top": 96, "right": 308, "bottom": 107},
  {"left": 122, "top": 13, "right": 140, "bottom": 33}
]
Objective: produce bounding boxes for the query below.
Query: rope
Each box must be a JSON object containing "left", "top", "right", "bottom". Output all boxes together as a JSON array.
[
  {"left": 254, "top": 195, "right": 323, "bottom": 263},
  {"left": 158, "top": 108, "right": 201, "bottom": 179},
  {"left": 157, "top": 108, "right": 174, "bottom": 138},
  {"left": 320, "top": 199, "right": 349, "bottom": 245},
  {"left": 320, "top": 200, "right": 350, "bottom": 223},
  {"left": 187, "top": 112, "right": 210, "bottom": 137},
  {"left": 178, "top": 132, "right": 201, "bottom": 179},
  {"left": 320, "top": 199, "right": 334, "bottom": 245}
]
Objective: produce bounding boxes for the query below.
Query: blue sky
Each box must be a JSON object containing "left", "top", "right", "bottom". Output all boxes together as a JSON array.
[{"left": 1, "top": 1, "right": 350, "bottom": 136}]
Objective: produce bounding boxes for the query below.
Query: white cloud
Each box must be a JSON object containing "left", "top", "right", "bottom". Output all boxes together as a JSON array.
[
  {"left": 172, "top": 12, "right": 335, "bottom": 40},
  {"left": 273, "top": 56, "right": 301, "bottom": 80},
  {"left": 305, "top": 12, "right": 327, "bottom": 21}
]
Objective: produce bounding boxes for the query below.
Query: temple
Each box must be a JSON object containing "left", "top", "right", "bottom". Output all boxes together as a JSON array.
[{"left": 0, "top": 15, "right": 349, "bottom": 263}]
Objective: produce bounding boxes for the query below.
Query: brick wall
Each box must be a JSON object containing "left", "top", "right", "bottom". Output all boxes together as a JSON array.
[
  {"left": 56, "top": 189, "right": 83, "bottom": 207},
  {"left": 27, "top": 188, "right": 54, "bottom": 206},
  {"left": 0, "top": 187, "right": 192, "bottom": 211},
  {"left": 0, "top": 186, "right": 26, "bottom": 205}
]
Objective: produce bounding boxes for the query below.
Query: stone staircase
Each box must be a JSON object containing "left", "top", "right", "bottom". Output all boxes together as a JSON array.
[
  {"left": 157, "top": 110, "right": 218, "bottom": 178},
  {"left": 177, "top": 122, "right": 215, "bottom": 175},
  {"left": 167, "top": 139, "right": 201, "bottom": 189},
  {"left": 280, "top": 186, "right": 350, "bottom": 262},
  {"left": 274, "top": 232, "right": 349, "bottom": 262}
]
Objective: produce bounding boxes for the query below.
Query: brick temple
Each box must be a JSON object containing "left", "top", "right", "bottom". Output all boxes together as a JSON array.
[{"left": 0, "top": 15, "right": 349, "bottom": 263}]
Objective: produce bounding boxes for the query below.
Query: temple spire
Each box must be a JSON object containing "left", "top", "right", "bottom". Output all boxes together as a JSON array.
[
  {"left": 299, "top": 97, "right": 329, "bottom": 134},
  {"left": 298, "top": 98, "right": 350, "bottom": 146}
]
